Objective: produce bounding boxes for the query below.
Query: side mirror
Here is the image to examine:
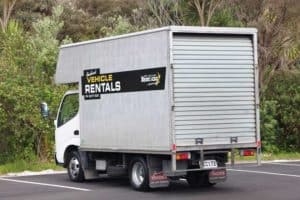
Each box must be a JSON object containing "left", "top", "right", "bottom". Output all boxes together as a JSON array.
[{"left": 40, "top": 102, "right": 49, "bottom": 119}]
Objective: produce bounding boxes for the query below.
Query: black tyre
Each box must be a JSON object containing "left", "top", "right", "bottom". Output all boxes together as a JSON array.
[
  {"left": 200, "top": 171, "right": 216, "bottom": 187},
  {"left": 186, "top": 171, "right": 216, "bottom": 188},
  {"left": 186, "top": 171, "right": 202, "bottom": 187},
  {"left": 67, "top": 151, "right": 85, "bottom": 182},
  {"left": 129, "top": 157, "right": 149, "bottom": 191}
]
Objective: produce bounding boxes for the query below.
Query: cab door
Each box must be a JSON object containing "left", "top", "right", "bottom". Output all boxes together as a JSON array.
[{"left": 55, "top": 92, "right": 79, "bottom": 164}]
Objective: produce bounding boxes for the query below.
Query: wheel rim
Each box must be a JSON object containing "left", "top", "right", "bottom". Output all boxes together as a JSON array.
[
  {"left": 132, "top": 162, "right": 145, "bottom": 187},
  {"left": 69, "top": 156, "right": 80, "bottom": 179}
]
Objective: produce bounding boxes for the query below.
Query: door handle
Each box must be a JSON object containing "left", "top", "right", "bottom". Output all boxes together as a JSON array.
[{"left": 74, "top": 130, "right": 79, "bottom": 135}]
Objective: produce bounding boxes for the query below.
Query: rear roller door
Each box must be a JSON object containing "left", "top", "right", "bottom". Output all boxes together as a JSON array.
[{"left": 172, "top": 34, "right": 257, "bottom": 147}]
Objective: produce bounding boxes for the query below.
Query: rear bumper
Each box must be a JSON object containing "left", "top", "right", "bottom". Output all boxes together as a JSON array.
[
  {"left": 175, "top": 142, "right": 257, "bottom": 152},
  {"left": 170, "top": 144, "right": 260, "bottom": 173}
]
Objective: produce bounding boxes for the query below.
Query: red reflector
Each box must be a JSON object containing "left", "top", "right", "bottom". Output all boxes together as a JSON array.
[
  {"left": 257, "top": 141, "right": 261, "bottom": 147},
  {"left": 209, "top": 169, "right": 226, "bottom": 177},
  {"left": 240, "top": 149, "right": 255, "bottom": 156},
  {"left": 176, "top": 152, "right": 191, "bottom": 160},
  {"left": 172, "top": 144, "right": 176, "bottom": 151}
]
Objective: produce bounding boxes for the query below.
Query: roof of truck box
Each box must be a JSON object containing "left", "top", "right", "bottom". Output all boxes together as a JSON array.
[
  {"left": 60, "top": 26, "right": 257, "bottom": 49},
  {"left": 56, "top": 26, "right": 257, "bottom": 84}
]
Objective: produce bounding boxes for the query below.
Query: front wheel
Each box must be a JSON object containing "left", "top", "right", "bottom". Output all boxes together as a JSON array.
[
  {"left": 129, "top": 157, "right": 149, "bottom": 191},
  {"left": 67, "top": 151, "right": 85, "bottom": 182}
]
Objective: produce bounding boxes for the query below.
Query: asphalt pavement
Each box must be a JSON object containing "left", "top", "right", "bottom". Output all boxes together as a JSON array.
[{"left": 0, "top": 161, "right": 300, "bottom": 200}]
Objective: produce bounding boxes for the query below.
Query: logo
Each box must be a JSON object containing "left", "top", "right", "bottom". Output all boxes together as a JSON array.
[
  {"left": 150, "top": 171, "right": 168, "bottom": 181},
  {"left": 141, "top": 72, "right": 161, "bottom": 86}
]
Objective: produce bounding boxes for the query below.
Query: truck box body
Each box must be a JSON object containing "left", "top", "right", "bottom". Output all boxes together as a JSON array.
[{"left": 55, "top": 26, "right": 259, "bottom": 154}]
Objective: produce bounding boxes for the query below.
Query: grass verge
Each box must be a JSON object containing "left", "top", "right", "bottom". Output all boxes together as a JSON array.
[
  {"left": 0, "top": 160, "right": 63, "bottom": 175},
  {"left": 235, "top": 152, "right": 300, "bottom": 162}
]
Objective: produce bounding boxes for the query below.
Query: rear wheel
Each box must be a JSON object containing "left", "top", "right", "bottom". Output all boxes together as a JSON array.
[
  {"left": 201, "top": 171, "right": 216, "bottom": 187},
  {"left": 186, "top": 171, "right": 215, "bottom": 188},
  {"left": 67, "top": 151, "right": 85, "bottom": 182},
  {"left": 186, "top": 171, "right": 201, "bottom": 187},
  {"left": 129, "top": 157, "right": 149, "bottom": 191}
]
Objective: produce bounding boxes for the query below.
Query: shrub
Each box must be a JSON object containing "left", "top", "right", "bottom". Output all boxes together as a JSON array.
[{"left": 261, "top": 70, "right": 300, "bottom": 152}]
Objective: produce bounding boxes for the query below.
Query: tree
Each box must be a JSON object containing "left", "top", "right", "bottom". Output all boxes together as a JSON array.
[
  {"left": 0, "top": 5, "right": 69, "bottom": 163},
  {"left": 147, "top": 0, "right": 226, "bottom": 27},
  {"left": 57, "top": 0, "right": 146, "bottom": 41},
  {"left": 261, "top": 71, "right": 300, "bottom": 152},
  {"left": 30, "top": 5, "right": 67, "bottom": 80},
  {"left": 192, "top": 0, "right": 223, "bottom": 26},
  {"left": 12, "top": 0, "right": 55, "bottom": 31},
  {"left": 100, "top": 15, "right": 139, "bottom": 37},
  {"left": 0, "top": 0, "right": 17, "bottom": 31},
  {"left": 147, "top": 0, "right": 183, "bottom": 26},
  {"left": 230, "top": 0, "right": 300, "bottom": 89}
]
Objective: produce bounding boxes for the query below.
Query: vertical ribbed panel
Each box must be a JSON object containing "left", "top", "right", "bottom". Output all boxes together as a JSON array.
[{"left": 173, "top": 34, "right": 256, "bottom": 146}]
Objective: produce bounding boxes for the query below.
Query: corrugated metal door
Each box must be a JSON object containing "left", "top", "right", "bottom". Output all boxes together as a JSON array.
[{"left": 172, "top": 34, "right": 256, "bottom": 147}]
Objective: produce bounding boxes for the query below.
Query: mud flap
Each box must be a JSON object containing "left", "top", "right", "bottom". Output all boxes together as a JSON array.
[
  {"left": 147, "top": 156, "right": 170, "bottom": 188},
  {"left": 79, "top": 151, "right": 99, "bottom": 180},
  {"left": 149, "top": 171, "right": 170, "bottom": 188},
  {"left": 209, "top": 169, "right": 227, "bottom": 184}
]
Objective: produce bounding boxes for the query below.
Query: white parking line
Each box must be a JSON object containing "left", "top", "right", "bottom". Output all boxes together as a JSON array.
[
  {"left": 228, "top": 169, "right": 300, "bottom": 178},
  {"left": 0, "top": 170, "right": 67, "bottom": 178},
  {"left": 0, "top": 177, "right": 91, "bottom": 192},
  {"left": 265, "top": 162, "right": 300, "bottom": 167}
]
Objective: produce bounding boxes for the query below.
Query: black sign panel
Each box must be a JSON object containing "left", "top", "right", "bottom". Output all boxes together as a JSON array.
[{"left": 81, "top": 67, "right": 166, "bottom": 100}]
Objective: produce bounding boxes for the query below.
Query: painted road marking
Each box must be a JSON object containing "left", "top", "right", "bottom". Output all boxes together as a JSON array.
[
  {"left": 0, "top": 171, "right": 66, "bottom": 178},
  {"left": 228, "top": 169, "right": 300, "bottom": 178},
  {"left": 265, "top": 162, "right": 300, "bottom": 167},
  {"left": 0, "top": 177, "right": 91, "bottom": 192}
]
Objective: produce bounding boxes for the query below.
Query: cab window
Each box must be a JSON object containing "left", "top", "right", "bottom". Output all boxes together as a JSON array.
[{"left": 57, "top": 93, "right": 79, "bottom": 127}]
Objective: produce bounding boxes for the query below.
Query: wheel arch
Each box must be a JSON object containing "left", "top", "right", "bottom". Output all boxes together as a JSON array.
[{"left": 63, "top": 145, "right": 79, "bottom": 168}]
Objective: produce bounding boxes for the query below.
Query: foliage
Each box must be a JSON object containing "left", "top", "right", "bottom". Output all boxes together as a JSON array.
[
  {"left": 30, "top": 5, "right": 65, "bottom": 80},
  {"left": 210, "top": 7, "right": 243, "bottom": 27},
  {"left": 0, "top": 76, "right": 66, "bottom": 163},
  {"left": 260, "top": 100, "right": 280, "bottom": 153},
  {"left": 57, "top": 0, "right": 147, "bottom": 42},
  {"left": 0, "top": 6, "right": 68, "bottom": 164},
  {"left": 13, "top": 0, "right": 53, "bottom": 32},
  {"left": 261, "top": 71, "right": 300, "bottom": 152},
  {"left": 100, "top": 15, "right": 139, "bottom": 37},
  {"left": 189, "top": 0, "right": 223, "bottom": 26},
  {"left": 0, "top": 0, "right": 17, "bottom": 32},
  {"left": 0, "top": 20, "right": 33, "bottom": 73},
  {"left": 229, "top": 0, "right": 300, "bottom": 88},
  {"left": 147, "top": 0, "right": 183, "bottom": 26}
]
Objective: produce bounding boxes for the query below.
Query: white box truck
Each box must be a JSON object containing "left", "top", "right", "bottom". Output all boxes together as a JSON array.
[{"left": 43, "top": 26, "right": 260, "bottom": 191}]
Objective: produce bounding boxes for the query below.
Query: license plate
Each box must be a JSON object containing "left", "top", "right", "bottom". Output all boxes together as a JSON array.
[{"left": 202, "top": 160, "right": 218, "bottom": 169}]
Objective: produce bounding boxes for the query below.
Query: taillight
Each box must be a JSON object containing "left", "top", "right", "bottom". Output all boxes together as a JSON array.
[
  {"left": 240, "top": 149, "right": 255, "bottom": 156},
  {"left": 176, "top": 152, "right": 191, "bottom": 160}
]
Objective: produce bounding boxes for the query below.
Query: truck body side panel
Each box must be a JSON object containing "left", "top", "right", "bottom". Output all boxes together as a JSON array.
[{"left": 76, "top": 31, "right": 172, "bottom": 152}]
